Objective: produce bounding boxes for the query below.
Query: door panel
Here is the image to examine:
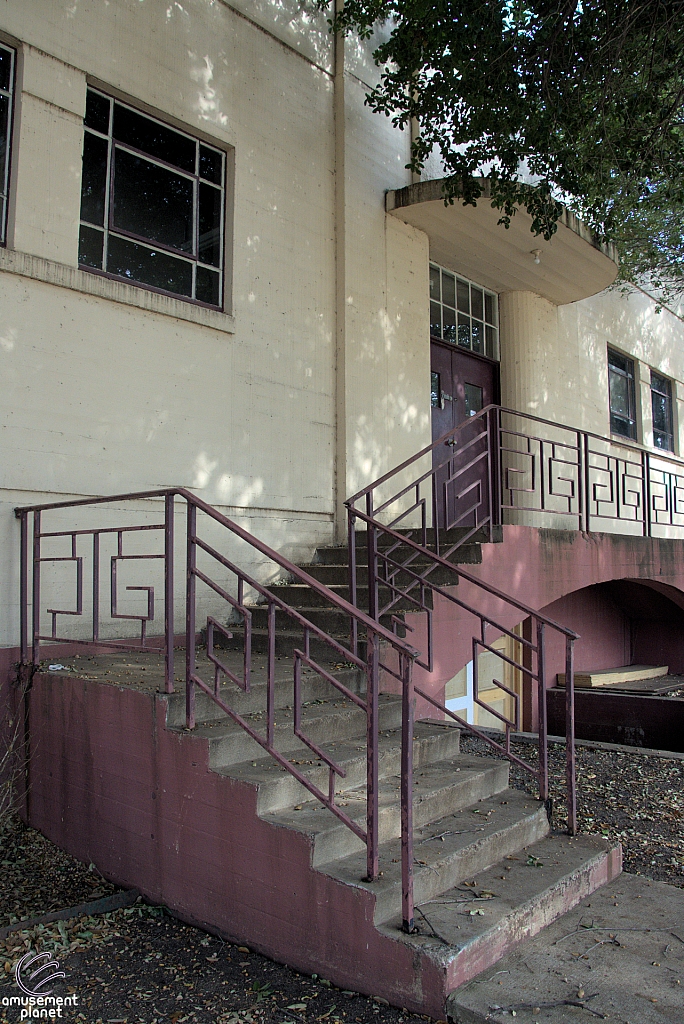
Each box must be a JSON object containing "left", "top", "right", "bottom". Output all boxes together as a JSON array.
[{"left": 431, "top": 340, "right": 499, "bottom": 531}]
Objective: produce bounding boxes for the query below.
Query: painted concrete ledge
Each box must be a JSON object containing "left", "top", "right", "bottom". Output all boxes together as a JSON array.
[{"left": 0, "top": 248, "right": 236, "bottom": 333}]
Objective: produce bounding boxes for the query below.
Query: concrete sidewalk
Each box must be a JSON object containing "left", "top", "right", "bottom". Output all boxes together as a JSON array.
[{"left": 448, "top": 873, "right": 683, "bottom": 1023}]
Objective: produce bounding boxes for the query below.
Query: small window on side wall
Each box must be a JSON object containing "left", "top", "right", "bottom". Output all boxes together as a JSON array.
[
  {"left": 608, "top": 349, "right": 637, "bottom": 440},
  {"left": 79, "top": 88, "right": 226, "bottom": 307},
  {"left": 0, "top": 43, "right": 16, "bottom": 246},
  {"left": 651, "top": 371, "right": 674, "bottom": 452}
]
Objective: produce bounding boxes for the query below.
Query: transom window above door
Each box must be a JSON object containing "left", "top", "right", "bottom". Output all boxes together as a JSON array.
[{"left": 430, "top": 263, "right": 499, "bottom": 360}]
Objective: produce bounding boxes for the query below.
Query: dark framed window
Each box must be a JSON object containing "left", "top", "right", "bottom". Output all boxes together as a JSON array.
[
  {"left": 431, "top": 371, "right": 441, "bottom": 407},
  {"left": 608, "top": 349, "right": 637, "bottom": 440},
  {"left": 0, "top": 43, "right": 16, "bottom": 245},
  {"left": 79, "top": 88, "right": 226, "bottom": 307},
  {"left": 651, "top": 371, "right": 674, "bottom": 452},
  {"left": 430, "top": 263, "right": 499, "bottom": 360}
]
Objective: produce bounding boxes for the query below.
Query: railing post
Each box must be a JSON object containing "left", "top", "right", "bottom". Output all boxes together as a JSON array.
[
  {"left": 400, "top": 652, "right": 415, "bottom": 932},
  {"left": 32, "top": 511, "right": 41, "bottom": 668},
  {"left": 431, "top": 470, "right": 440, "bottom": 557},
  {"left": 366, "top": 493, "right": 379, "bottom": 622},
  {"left": 347, "top": 505, "right": 358, "bottom": 656},
  {"left": 164, "top": 492, "right": 175, "bottom": 694},
  {"left": 486, "top": 407, "right": 496, "bottom": 540},
  {"left": 583, "top": 433, "right": 592, "bottom": 533},
  {"left": 497, "top": 407, "right": 506, "bottom": 526},
  {"left": 19, "top": 512, "right": 28, "bottom": 666},
  {"left": 185, "top": 501, "right": 197, "bottom": 729},
  {"left": 536, "top": 619, "right": 548, "bottom": 807},
  {"left": 577, "top": 430, "right": 585, "bottom": 532},
  {"left": 642, "top": 450, "right": 652, "bottom": 537},
  {"left": 92, "top": 533, "right": 100, "bottom": 643},
  {"left": 365, "top": 631, "right": 380, "bottom": 882},
  {"left": 565, "top": 636, "right": 577, "bottom": 835}
]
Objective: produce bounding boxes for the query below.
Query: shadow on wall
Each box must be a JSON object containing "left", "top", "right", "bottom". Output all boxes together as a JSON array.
[{"left": 540, "top": 578, "right": 684, "bottom": 681}]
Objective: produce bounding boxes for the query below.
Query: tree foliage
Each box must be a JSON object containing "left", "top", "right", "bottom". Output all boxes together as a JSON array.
[{"left": 324, "top": 1, "right": 684, "bottom": 297}]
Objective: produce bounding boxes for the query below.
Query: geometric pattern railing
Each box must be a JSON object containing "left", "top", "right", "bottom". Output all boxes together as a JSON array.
[
  {"left": 345, "top": 504, "right": 579, "bottom": 936},
  {"left": 499, "top": 407, "right": 684, "bottom": 535},
  {"left": 345, "top": 406, "right": 684, "bottom": 917},
  {"left": 15, "top": 488, "right": 416, "bottom": 912}
]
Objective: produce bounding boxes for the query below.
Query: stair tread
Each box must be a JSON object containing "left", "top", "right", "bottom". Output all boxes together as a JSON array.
[
  {"left": 215, "top": 719, "right": 460, "bottom": 785},
  {"left": 385, "top": 832, "right": 619, "bottom": 965},
  {"left": 321, "top": 789, "right": 547, "bottom": 889},
  {"left": 180, "top": 694, "right": 404, "bottom": 769},
  {"left": 263, "top": 755, "right": 508, "bottom": 836}
]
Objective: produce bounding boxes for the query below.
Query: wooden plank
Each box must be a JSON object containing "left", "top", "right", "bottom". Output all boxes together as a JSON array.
[{"left": 556, "top": 664, "right": 668, "bottom": 688}]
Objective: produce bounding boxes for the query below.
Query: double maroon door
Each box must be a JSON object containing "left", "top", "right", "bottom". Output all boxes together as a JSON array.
[{"left": 430, "top": 340, "right": 499, "bottom": 530}]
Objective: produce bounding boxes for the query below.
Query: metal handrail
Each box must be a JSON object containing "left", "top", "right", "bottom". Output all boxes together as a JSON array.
[
  {"left": 16, "top": 487, "right": 417, "bottom": 892},
  {"left": 345, "top": 405, "right": 596, "bottom": 933},
  {"left": 346, "top": 403, "right": 684, "bottom": 509}
]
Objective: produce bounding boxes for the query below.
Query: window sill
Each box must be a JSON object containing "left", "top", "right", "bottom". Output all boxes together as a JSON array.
[{"left": 0, "top": 248, "right": 235, "bottom": 333}]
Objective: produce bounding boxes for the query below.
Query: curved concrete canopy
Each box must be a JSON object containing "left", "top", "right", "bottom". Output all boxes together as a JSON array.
[{"left": 386, "top": 178, "right": 619, "bottom": 305}]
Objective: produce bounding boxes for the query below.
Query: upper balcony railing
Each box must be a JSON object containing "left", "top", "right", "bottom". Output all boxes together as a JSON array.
[
  {"left": 498, "top": 407, "right": 684, "bottom": 537},
  {"left": 347, "top": 404, "right": 684, "bottom": 553}
]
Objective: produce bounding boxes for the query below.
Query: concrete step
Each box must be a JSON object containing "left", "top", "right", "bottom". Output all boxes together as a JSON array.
[
  {"left": 322, "top": 788, "right": 550, "bottom": 925},
  {"left": 352, "top": 526, "right": 495, "bottom": 547},
  {"left": 164, "top": 662, "right": 365, "bottom": 728},
  {"left": 221, "top": 719, "right": 463, "bottom": 814},
  {"left": 206, "top": 624, "right": 361, "bottom": 660},
  {"left": 246, "top": 604, "right": 403, "bottom": 633},
  {"left": 302, "top": 562, "right": 471, "bottom": 588},
  {"left": 204, "top": 624, "right": 401, "bottom": 661},
  {"left": 313, "top": 541, "right": 482, "bottom": 566},
  {"left": 264, "top": 583, "right": 433, "bottom": 613},
  {"left": 185, "top": 692, "right": 404, "bottom": 768},
  {"left": 265, "top": 755, "right": 510, "bottom": 866},
  {"left": 392, "top": 832, "right": 621, "bottom": 1008}
]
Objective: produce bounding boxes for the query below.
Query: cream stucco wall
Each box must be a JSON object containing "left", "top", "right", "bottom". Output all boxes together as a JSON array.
[
  {"left": 499, "top": 285, "right": 684, "bottom": 453},
  {"left": 0, "top": 0, "right": 434, "bottom": 646},
  {"left": 1, "top": 2, "right": 682, "bottom": 651}
]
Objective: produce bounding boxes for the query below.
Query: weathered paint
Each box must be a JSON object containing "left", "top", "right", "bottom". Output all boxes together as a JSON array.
[
  {"left": 399, "top": 526, "right": 684, "bottom": 727},
  {"left": 22, "top": 671, "right": 438, "bottom": 1015}
]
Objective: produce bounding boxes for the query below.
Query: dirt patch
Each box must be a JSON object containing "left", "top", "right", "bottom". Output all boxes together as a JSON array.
[{"left": 460, "top": 736, "right": 684, "bottom": 886}]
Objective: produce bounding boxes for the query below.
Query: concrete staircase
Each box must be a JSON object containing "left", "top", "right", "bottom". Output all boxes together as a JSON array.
[
  {"left": 167, "top": 530, "right": 622, "bottom": 1016},
  {"left": 220, "top": 528, "right": 487, "bottom": 657}
]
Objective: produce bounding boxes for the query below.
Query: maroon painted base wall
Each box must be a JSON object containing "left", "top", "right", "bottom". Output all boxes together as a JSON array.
[
  {"left": 17, "top": 672, "right": 450, "bottom": 1017},
  {"left": 401, "top": 527, "right": 684, "bottom": 729}
]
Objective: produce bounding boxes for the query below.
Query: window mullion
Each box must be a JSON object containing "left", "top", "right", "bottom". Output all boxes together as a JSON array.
[
  {"left": 79, "top": 87, "right": 226, "bottom": 308},
  {"left": 103, "top": 100, "right": 114, "bottom": 272}
]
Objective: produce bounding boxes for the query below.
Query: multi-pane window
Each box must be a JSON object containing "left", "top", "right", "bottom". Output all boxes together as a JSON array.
[
  {"left": 608, "top": 349, "right": 637, "bottom": 440},
  {"left": 430, "top": 263, "right": 498, "bottom": 360},
  {"left": 79, "top": 88, "right": 226, "bottom": 307},
  {"left": 651, "top": 371, "right": 674, "bottom": 452},
  {"left": 0, "top": 43, "right": 15, "bottom": 245}
]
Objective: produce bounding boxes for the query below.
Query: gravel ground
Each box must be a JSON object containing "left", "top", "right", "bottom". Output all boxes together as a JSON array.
[
  {"left": 459, "top": 735, "right": 684, "bottom": 885},
  {"left": 1, "top": 739, "right": 682, "bottom": 1021}
]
